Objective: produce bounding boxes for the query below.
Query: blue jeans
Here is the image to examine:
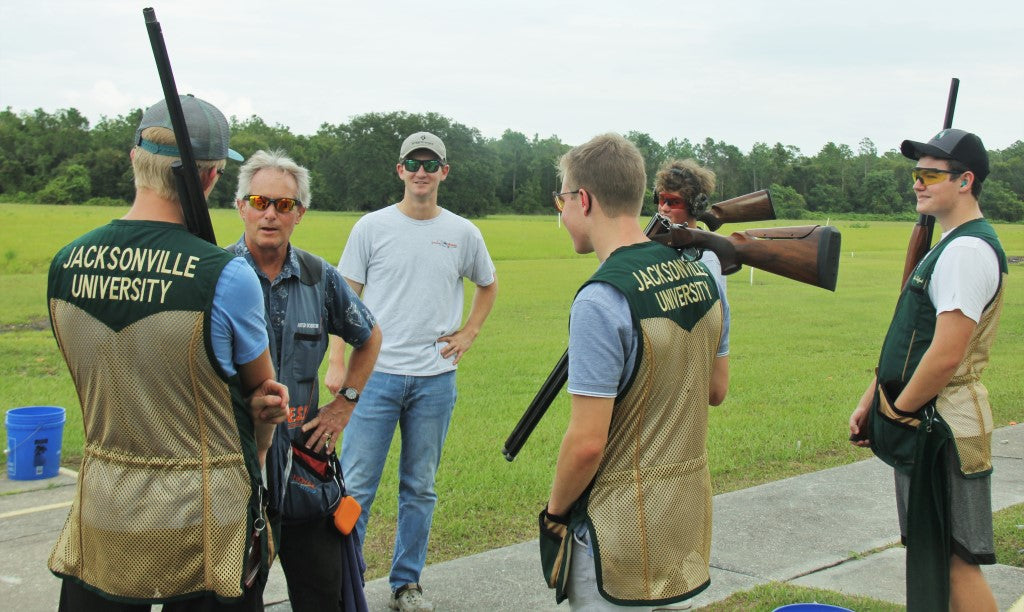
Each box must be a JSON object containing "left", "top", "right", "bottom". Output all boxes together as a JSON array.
[{"left": 339, "top": 370, "right": 457, "bottom": 590}]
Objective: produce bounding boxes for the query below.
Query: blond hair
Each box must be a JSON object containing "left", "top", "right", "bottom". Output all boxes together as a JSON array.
[
  {"left": 558, "top": 133, "right": 646, "bottom": 217},
  {"left": 132, "top": 127, "right": 226, "bottom": 202}
]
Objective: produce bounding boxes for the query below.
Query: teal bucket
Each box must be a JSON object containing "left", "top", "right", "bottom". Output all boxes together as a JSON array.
[{"left": 5, "top": 406, "right": 66, "bottom": 480}]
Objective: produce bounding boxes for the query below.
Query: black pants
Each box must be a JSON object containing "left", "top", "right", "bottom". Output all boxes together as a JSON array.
[
  {"left": 278, "top": 514, "right": 346, "bottom": 612},
  {"left": 58, "top": 574, "right": 266, "bottom": 611}
]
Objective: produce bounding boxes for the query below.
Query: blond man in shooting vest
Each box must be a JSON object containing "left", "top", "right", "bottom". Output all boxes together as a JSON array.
[
  {"left": 541, "top": 134, "right": 722, "bottom": 610},
  {"left": 47, "top": 96, "right": 288, "bottom": 611}
]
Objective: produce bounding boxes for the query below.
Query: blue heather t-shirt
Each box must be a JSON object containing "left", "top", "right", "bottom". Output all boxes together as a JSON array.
[
  {"left": 567, "top": 282, "right": 636, "bottom": 398},
  {"left": 210, "top": 257, "right": 269, "bottom": 376}
]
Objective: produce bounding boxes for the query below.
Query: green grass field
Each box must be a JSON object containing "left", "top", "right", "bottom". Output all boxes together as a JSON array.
[{"left": 2, "top": 204, "right": 1022, "bottom": 586}]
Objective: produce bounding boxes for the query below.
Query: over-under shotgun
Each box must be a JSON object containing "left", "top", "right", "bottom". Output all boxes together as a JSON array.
[{"left": 501, "top": 189, "right": 835, "bottom": 461}]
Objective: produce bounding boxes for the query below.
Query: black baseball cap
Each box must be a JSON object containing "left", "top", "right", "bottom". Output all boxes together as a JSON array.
[{"left": 900, "top": 128, "right": 989, "bottom": 182}]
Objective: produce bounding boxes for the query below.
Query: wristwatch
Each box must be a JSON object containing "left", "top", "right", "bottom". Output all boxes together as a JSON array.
[{"left": 338, "top": 387, "right": 360, "bottom": 403}]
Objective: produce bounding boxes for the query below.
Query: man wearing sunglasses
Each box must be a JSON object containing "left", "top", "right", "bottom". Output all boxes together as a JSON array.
[
  {"left": 47, "top": 97, "right": 289, "bottom": 610},
  {"left": 542, "top": 134, "right": 721, "bottom": 609},
  {"left": 327, "top": 131, "right": 497, "bottom": 612},
  {"left": 229, "top": 149, "right": 381, "bottom": 612},
  {"left": 653, "top": 159, "right": 730, "bottom": 406},
  {"left": 849, "top": 129, "right": 1006, "bottom": 611}
]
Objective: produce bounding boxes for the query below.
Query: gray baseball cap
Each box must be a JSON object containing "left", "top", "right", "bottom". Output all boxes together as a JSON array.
[
  {"left": 135, "top": 94, "right": 244, "bottom": 162},
  {"left": 399, "top": 131, "right": 447, "bottom": 163},
  {"left": 900, "top": 128, "right": 989, "bottom": 182}
]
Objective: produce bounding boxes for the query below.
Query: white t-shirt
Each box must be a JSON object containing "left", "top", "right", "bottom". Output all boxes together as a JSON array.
[
  {"left": 928, "top": 235, "right": 1000, "bottom": 322},
  {"left": 338, "top": 204, "right": 495, "bottom": 375}
]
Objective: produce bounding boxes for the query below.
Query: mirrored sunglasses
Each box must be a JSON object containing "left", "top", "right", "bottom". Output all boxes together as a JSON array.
[
  {"left": 245, "top": 194, "right": 301, "bottom": 213},
  {"left": 402, "top": 159, "right": 443, "bottom": 173}
]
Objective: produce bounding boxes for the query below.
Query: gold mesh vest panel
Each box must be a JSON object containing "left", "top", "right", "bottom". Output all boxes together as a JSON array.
[
  {"left": 937, "top": 278, "right": 1005, "bottom": 474},
  {"left": 580, "top": 242, "right": 721, "bottom": 604},
  {"left": 46, "top": 221, "right": 258, "bottom": 602}
]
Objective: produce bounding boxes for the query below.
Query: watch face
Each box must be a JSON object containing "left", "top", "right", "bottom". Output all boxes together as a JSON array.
[{"left": 343, "top": 388, "right": 358, "bottom": 401}]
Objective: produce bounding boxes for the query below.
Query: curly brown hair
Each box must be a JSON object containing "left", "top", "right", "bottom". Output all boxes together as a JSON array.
[{"left": 654, "top": 159, "right": 715, "bottom": 216}]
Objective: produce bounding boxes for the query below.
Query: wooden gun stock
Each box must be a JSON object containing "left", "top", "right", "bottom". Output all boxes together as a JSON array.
[
  {"left": 901, "top": 217, "right": 935, "bottom": 288},
  {"left": 650, "top": 223, "right": 842, "bottom": 292},
  {"left": 697, "top": 189, "right": 776, "bottom": 231}
]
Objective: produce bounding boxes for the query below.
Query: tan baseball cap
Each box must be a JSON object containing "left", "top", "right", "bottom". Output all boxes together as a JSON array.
[{"left": 399, "top": 131, "right": 447, "bottom": 163}]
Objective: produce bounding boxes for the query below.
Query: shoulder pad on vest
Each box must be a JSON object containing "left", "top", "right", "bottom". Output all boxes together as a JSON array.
[{"left": 292, "top": 247, "right": 323, "bottom": 286}]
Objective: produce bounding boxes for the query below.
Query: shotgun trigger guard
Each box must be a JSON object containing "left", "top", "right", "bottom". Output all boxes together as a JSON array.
[{"left": 680, "top": 247, "right": 702, "bottom": 262}]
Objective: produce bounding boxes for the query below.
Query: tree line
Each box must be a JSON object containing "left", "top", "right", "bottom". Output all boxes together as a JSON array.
[{"left": 2, "top": 106, "right": 1022, "bottom": 221}]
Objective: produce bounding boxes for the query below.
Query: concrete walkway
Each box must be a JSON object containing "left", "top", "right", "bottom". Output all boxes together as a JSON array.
[{"left": 3, "top": 424, "right": 1023, "bottom": 610}]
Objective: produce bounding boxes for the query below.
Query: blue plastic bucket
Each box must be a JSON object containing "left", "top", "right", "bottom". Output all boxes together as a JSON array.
[
  {"left": 5, "top": 406, "right": 66, "bottom": 480},
  {"left": 773, "top": 605, "right": 853, "bottom": 612}
]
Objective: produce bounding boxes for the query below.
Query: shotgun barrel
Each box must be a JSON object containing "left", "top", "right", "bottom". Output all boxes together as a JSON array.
[{"left": 142, "top": 8, "right": 217, "bottom": 243}]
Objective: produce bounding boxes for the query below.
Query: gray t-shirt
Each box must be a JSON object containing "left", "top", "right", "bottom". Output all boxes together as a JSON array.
[{"left": 338, "top": 204, "right": 495, "bottom": 376}]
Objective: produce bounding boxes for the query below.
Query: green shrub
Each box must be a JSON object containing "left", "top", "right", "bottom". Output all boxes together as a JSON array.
[{"left": 37, "top": 164, "right": 91, "bottom": 204}]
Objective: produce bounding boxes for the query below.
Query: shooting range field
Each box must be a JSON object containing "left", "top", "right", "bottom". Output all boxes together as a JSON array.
[{"left": 1, "top": 204, "right": 1022, "bottom": 579}]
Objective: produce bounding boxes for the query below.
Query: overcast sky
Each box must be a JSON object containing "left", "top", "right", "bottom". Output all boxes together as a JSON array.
[{"left": 1, "top": 1, "right": 1021, "bottom": 157}]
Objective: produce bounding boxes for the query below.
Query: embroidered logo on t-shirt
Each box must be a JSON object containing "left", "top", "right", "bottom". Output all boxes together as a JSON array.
[{"left": 432, "top": 240, "right": 458, "bottom": 249}]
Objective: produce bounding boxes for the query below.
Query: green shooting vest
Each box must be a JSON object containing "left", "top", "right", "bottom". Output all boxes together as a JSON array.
[
  {"left": 570, "top": 241, "right": 722, "bottom": 606},
  {"left": 871, "top": 218, "right": 1007, "bottom": 477},
  {"left": 46, "top": 220, "right": 267, "bottom": 603}
]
